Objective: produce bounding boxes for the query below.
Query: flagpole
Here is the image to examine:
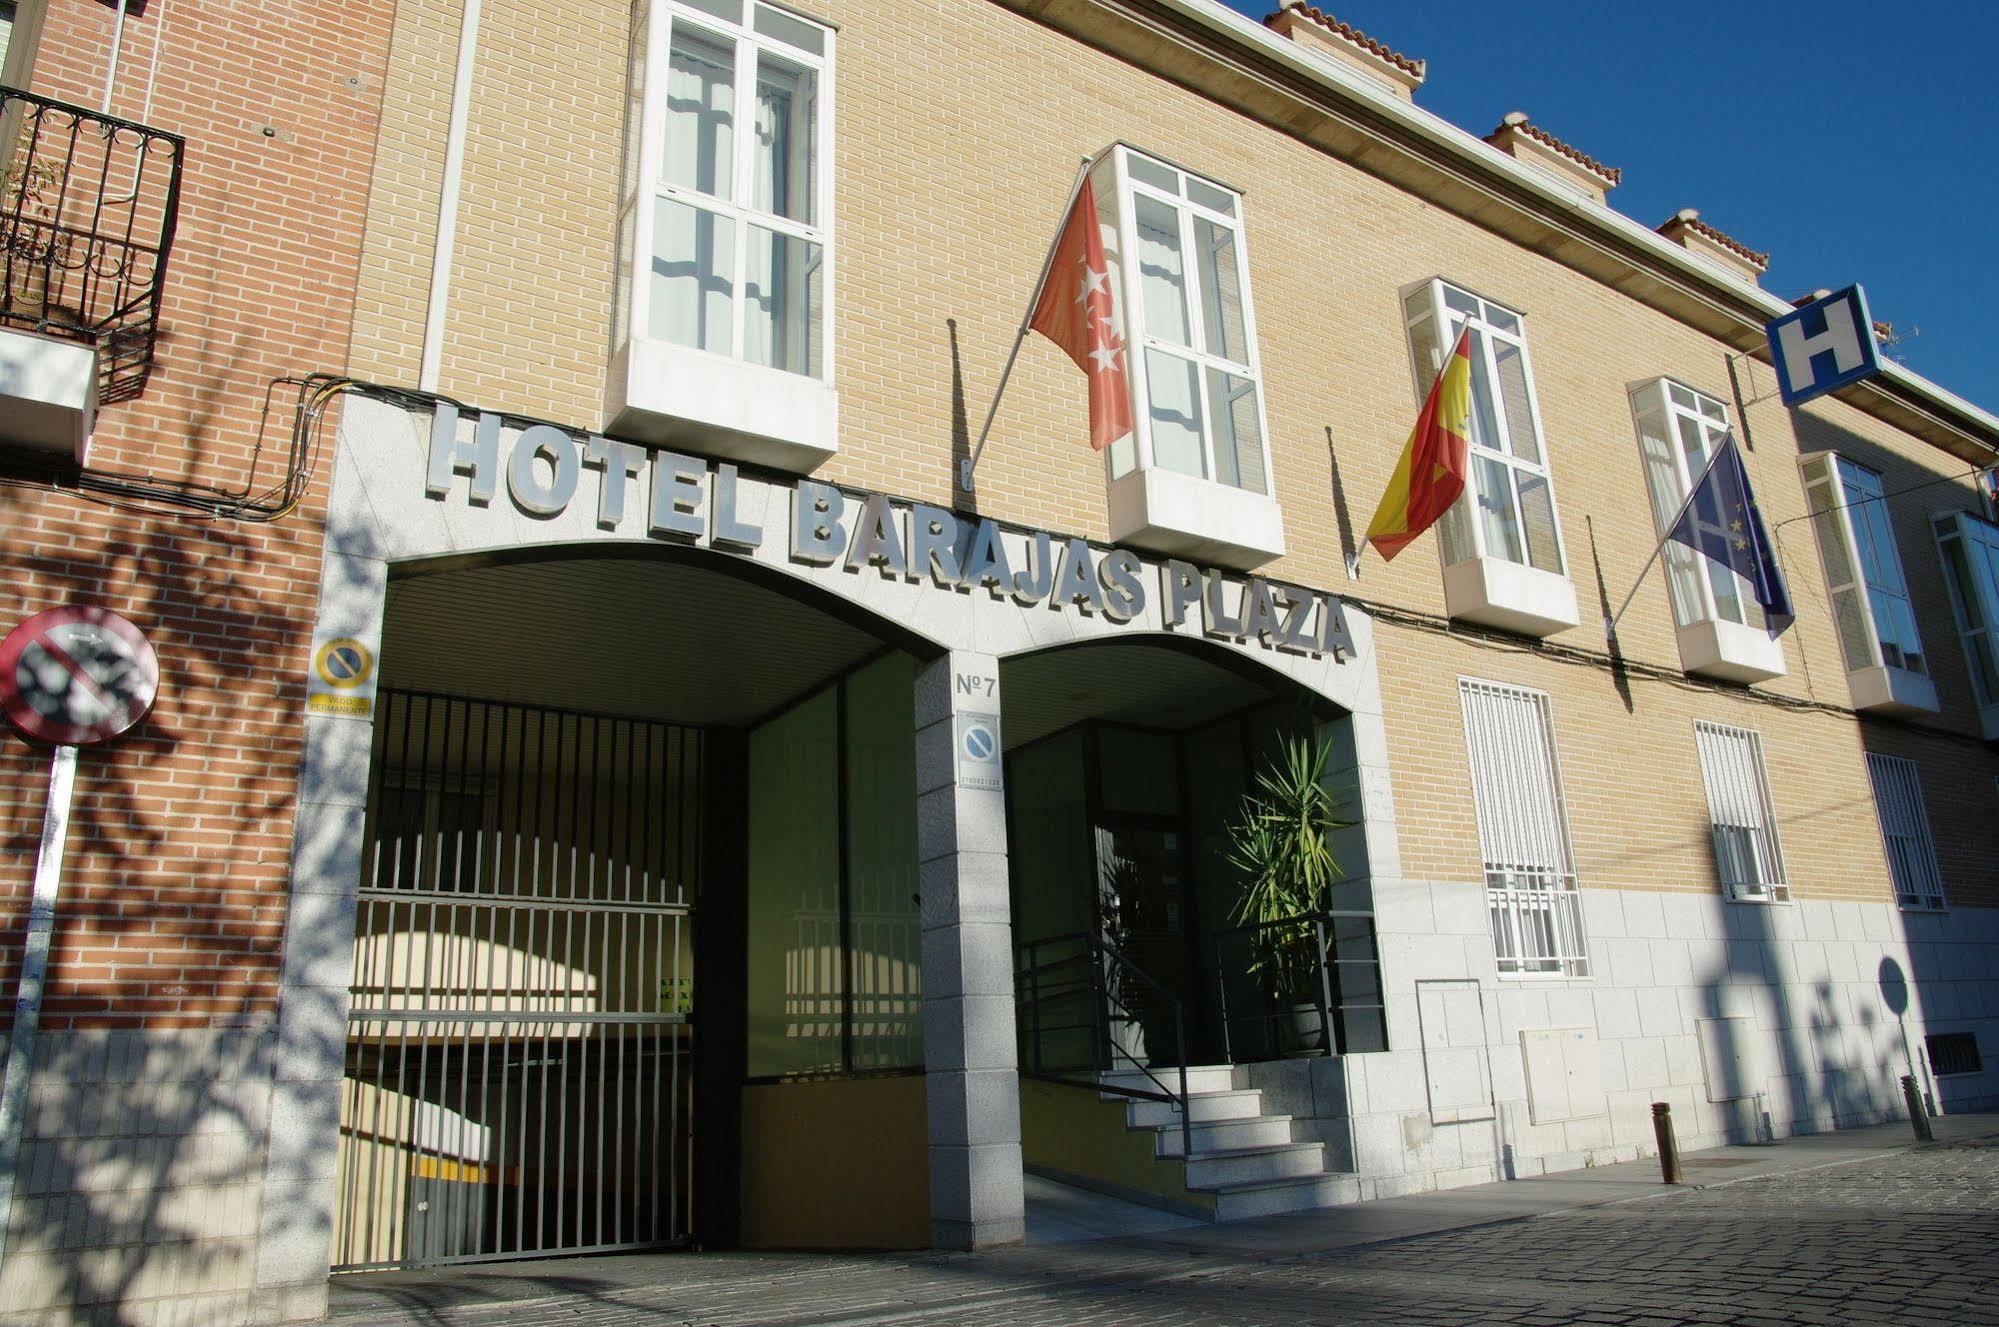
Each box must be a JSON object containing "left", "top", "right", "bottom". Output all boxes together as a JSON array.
[
  {"left": 1605, "top": 436, "right": 1731, "bottom": 638},
  {"left": 961, "top": 154, "right": 1097, "bottom": 493}
]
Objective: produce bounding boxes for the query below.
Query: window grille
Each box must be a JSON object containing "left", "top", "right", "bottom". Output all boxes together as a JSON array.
[
  {"left": 1692, "top": 722, "right": 1787, "bottom": 902},
  {"left": 1926, "top": 1031, "right": 1982, "bottom": 1077},
  {"left": 1864, "top": 753, "right": 1945, "bottom": 910},
  {"left": 1458, "top": 679, "right": 1589, "bottom": 977}
]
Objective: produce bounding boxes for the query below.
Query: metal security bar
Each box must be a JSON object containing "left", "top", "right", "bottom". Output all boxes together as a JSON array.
[
  {"left": 1693, "top": 722, "right": 1788, "bottom": 902},
  {"left": 1458, "top": 679, "right": 1590, "bottom": 978},
  {"left": 0, "top": 88, "right": 184, "bottom": 402},
  {"left": 1864, "top": 752, "right": 1946, "bottom": 911},
  {"left": 333, "top": 690, "right": 701, "bottom": 1271},
  {"left": 1212, "top": 908, "right": 1387, "bottom": 1062}
]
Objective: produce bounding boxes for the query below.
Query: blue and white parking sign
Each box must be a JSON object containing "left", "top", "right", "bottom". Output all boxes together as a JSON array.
[{"left": 1766, "top": 285, "right": 1882, "bottom": 408}]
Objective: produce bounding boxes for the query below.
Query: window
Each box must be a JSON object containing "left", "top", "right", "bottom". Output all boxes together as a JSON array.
[
  {"left": 1864, "top": 753, "right": 1945, "bottom": 911},
  {"left": 1404, "top": 281, "right": 1565, "bottom": 576},
  {"left": 643, "top": 0, "right": 827, "bottom": 375},
  {"left": 1692, "top": 723, "right": 1787, "bottom": 902},
  {"left": 1926, "top": 1031, "right": 1982, "bottom": 1078},
  {"left": 1801, "top": 455, "right": 1927, "bottom": 679},
  {"left": 0, "top": 3, "right": 15, "bottom": 74},
  {"left": 1098, "top": 146, "right": 1271, "bottom": 496},
  {"left": 1630, "top": 381, "right": 1768, "bottom": 632},
  {"left": 1458, "top": 679, "right": 1588, "bottom": 977},
  {"left": 1934, "top": 511, "right": 1999, "bottom": 736}
]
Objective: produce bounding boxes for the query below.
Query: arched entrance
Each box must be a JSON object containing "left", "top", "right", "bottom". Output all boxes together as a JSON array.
[{"left": 327, "top": 546, "right": 942, "bottom": 1270}]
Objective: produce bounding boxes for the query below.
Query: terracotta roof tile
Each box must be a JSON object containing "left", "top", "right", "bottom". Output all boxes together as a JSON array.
[
  {"left": 1659, "top": 208, "right": 1769, "bottom": 270},
  {"left": 1264, "top": 5, "right": 1425, "bottom": 79},
  {"left": 1485, "top": 112, "right": 1622, "bottom": 187}
]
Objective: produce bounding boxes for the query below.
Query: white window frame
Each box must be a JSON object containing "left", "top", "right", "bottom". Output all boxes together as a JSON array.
[
  {"left": 1402, "top": 279, "right": 1568, "bottom": 576},
  {"left": 1096, "top": 143, "right": 1275, "bottom": 497},
  {"left": 1457, "top": 678, "right": 1589, "bottom": 979},
  {"left": 1933, "top": 510, "right": 1999, "bottom": 732},
  {"left": 1799, "top": 454, "right": 1927, "bottom": 679},
  {"left": 1629, "top": 379, "right": 1769, "bottom": 632},
  {"left": 1864, "top": 753, "right": 1946, "bottom": 911},
  {"left": 627, "top": 0, "right": 835, "bottom": 381},
  {"left": 1692, "top": 722, "right": 1788, "bottom": 903}
]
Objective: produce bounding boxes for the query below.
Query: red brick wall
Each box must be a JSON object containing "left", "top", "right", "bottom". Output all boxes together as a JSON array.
[{"left": 0, "top": 1, "right": 394, "bottom": 1029}]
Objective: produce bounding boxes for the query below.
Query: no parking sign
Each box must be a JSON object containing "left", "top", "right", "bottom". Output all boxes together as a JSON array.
[{"left": 0, "top": 606, "right": 159, "bottom": 746}]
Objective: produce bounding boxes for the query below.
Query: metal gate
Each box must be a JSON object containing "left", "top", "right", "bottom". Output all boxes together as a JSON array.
[{"left": 332, "top": 689, "right": 701, "bottom": 1271}]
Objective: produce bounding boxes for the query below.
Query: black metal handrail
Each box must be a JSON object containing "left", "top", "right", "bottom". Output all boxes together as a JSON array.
[
  {"left": 1213, "top": 909, "right": 1387, "bottom": 1063},
  {"left": 1, "top": 87, "right": 186, "bottom": 404},
  {"left": 1015, "top": 931, "right": 1192, "bottom": 1158}
]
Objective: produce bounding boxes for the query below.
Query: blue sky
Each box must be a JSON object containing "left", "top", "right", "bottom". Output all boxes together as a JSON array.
[{"left": 1220, "top": 1, "right": 1998, "bottom": 410}]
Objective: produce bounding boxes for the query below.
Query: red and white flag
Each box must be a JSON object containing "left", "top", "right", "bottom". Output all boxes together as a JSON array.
[{"left": 1028, "top": 179, "right": 1134, "bottom": 452}]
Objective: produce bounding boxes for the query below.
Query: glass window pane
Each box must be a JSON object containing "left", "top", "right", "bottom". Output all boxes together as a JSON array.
[
  {"left": 1491, "top": 338, "right": 1539, "bottom": 465},
  {"left": 743, "top": 225, "right": 823, "bottom": 377},
  {"left": 1128, "top": 153, "right": 1180, "bottom": 195},
  {"left": 1194, "top": 217, "right": 1246, "bottom": 364},
  {"left": 1517, "top": 470, "right": 1561, "bottom": 573},
  {"left": 1407, "top": 314, "right": 1440, "bottom": 399},
  {"left": 1144, "top": 348, "right": 1204, "bottom": 478},
  {"left": 754, "top": 3, "right": 825, "bottom": 54},
  {"left": 1443, "top": 285, "right": 1479, "bottom": 318},
  {"left": 682, "top": 0, "right": 742, "bottom": 21},
  {"left": 663, "top": 24, "right": 736, "bottom": 199},
  {"left": 1438, "top": 491, "right": 1476, "bottom": 566},
  {"left": 753, "top": 51, "right": 816, "bottom": 224},
  {"left": 651, "top": 200, "right": 735, "bottom": 354},
  {"left": 1134, "top": 195, "right": 1192, "bottom": 347},
  {"left": 1205, "top": 366, "right": 1264, "bottom": 493},
  {"left": 1700, "top": 394, "right": 1727, "bottom": 422},
  {"left": 1402, "top": 285, "right": 1433, "bottom": 328},
  {"left": 1474, "top": 454, "right": 1525, "bottom": 564},
  {"left": 843, "top": 655, "right": 922, "bottom": 1070},
  {"left": 1484, "top": 306, "right": 1521, "bottom": 336},
  {"left": 1465, "top": 329, "right": 1503, "bottom": 454},
  {"left": 1186, "top": 177, "right": 1235, "bottom": 216}
]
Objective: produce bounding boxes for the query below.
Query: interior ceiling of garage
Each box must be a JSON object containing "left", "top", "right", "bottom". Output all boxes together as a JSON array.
[
  {"left": 381, "top": 556, "right": 1303, "bottom": 739},
  {"left": 380, "top": 556, "right": 888, "bottom": 726}
]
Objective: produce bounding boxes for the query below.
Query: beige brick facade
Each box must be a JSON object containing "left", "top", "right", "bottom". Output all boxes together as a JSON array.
[{"left": 345, "top": 0, "right": 1997, "bottom": 913}]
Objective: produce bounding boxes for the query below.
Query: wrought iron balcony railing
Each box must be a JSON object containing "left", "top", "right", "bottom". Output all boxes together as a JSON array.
[{"left": 1, "top": 87, "right": 184, "bottom": 405}]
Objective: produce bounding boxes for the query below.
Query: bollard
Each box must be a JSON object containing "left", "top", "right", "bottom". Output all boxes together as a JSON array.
[
  {"left": 1900, "top": 1074, "right": 1934, "bottom": 1142},
  {"left": 1651, "top": 1101, "right": 1683, "bottom": 1184}
]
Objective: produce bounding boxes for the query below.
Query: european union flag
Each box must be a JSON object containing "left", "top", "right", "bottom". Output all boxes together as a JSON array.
[{"left": 1665, "top": 437, "right": 1793, "bottom": 638}]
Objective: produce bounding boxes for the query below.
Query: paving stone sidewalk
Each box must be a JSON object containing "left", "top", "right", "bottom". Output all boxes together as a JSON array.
[{"left": 330, "top": 1120, "right": 1999, "bottom": 1327}]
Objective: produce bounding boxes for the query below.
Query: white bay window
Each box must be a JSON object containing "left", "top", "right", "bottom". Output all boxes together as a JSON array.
[
  {"left": 609, "top": 0, "right": 837, "bottom": 470},
  {"left": 1404, "top": 281, "right": 1578, "bottom": 636},
  {"left": 1094, "top": 145, "right": 1283, "bottom": 569},
  {"left": 1629, "top": 379, "right": 1786, "bottom": 682},
  {"left": 1934, "top": 510, "right": 1999, "bottom": 739},
  {"left": 1799, "top": 454, "right": 1937, "bottom": 714}
]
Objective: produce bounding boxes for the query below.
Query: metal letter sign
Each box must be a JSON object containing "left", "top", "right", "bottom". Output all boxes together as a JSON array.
[
  {"left": 1765, "top": 285, "right": 1882, "bottom": 408},
  {"left": 0, "top": 606, "right": 160, "bottom": 746}
]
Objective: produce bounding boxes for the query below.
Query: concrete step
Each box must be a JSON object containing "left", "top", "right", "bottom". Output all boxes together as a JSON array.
[
  {"left": 1150, "top": 1114, "right": 1296, "bottom": 1158},
  {"left": 1182, "top": 1140, "right": 1327, "bottom": 1189},
  {"left": 1101, "top": 1065, "right": 1237, "bottom": 1098},
  {"left": 1127, "top": 1089, "right": 1265, "bottom": 1129},
  {"left": 1202, "top": 1171, "right": 1365, "bottom": 1222}
]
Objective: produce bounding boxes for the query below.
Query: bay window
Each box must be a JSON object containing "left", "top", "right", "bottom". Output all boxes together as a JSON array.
[
  {"left": 609, "top": 0, "right": 837, "bottom": 471},
  {"left": 1403, "top": 280, "right": 1577, "bottom": 636},
  {"left": 1629, "top": 379, "right": 1786, "bottom": 682},
  {"left": 1799, "top": 454, "right": 1937, "bottom": 714},
  {"left": 1934, "top": 510, "right": 1999, "bottom": 739},
  {"left": 1093, "top": 145, "right": 1283, "bottom": 570}
]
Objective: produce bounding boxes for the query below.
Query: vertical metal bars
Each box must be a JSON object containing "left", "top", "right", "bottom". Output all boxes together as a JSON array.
[
  {"left": 1693, "top": 721, "right": 1788, "bottom": 902},
  {"left": 1458, "top": 678, "right": 1589, "bottom": 978},
  {"left": 333, "top": 690, "right": 700, "bottom": 1271},
  {"left": 1864, "top": 752, "right": 1947, "bottom": 911}
]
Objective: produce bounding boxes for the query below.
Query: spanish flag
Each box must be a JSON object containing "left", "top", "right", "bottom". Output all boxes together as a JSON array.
[{"left": 1363, "top": 327, "right": 1474, "bottom": 562}]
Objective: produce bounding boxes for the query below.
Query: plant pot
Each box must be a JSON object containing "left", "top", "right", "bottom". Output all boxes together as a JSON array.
[{"left": 1278, "top": 1001, "right": 1328, "bottom": 1057}]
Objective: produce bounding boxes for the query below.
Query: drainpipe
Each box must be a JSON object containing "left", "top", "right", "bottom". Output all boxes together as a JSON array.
[
  {"left": 419, "top": 0, "right": 482, "bottom": 392},
  {"left": 101, "top": 0, "right": 131, "bottom": 113}
]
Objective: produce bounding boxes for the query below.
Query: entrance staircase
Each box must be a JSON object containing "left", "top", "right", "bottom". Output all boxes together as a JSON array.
[{"left": 1095, "top": 1066, "right": 1360, "bottom": 1221}]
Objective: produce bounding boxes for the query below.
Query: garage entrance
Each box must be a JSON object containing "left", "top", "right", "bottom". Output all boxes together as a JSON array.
[{"left": 331, "top": 688, "right": 700, "bottom": 1270}]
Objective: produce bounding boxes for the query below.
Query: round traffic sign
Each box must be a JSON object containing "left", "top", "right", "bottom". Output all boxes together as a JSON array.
[{"left": 0, "top": 607, "right": 160, "bottom": 745}]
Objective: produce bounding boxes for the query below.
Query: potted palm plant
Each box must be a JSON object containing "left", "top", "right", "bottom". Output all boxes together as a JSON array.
[{"left": 1226, "top": 733, "right": 1347, "bottom": 1055}]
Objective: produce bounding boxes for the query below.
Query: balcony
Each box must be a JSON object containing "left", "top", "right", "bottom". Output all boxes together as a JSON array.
[{"left": 0, "top": 88, "right": 184, "bottom": 463}]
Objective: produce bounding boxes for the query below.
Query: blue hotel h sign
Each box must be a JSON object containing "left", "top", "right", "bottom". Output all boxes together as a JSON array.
[{"left": 1766, "top": 285, "right": 1882, "bottom": 408}]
